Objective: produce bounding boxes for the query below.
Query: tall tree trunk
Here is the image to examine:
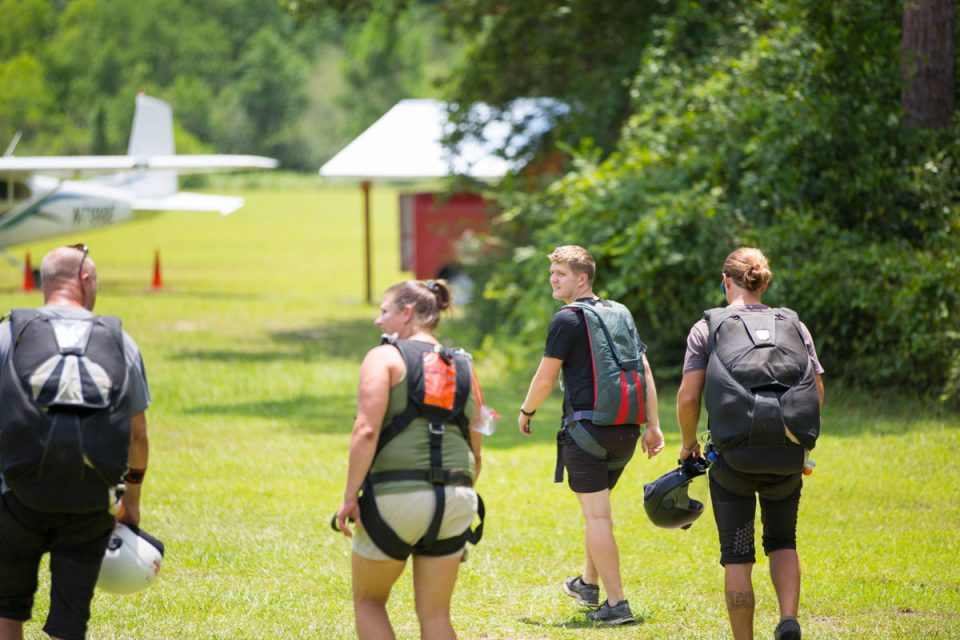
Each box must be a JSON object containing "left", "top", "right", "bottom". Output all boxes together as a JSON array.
[{"left": 901, "top": 0, "right": 956, "bottom": 128}]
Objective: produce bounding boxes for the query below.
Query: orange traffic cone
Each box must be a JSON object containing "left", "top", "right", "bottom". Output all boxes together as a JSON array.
[
  {"left": 152, "top": 250, "right": 163, "bottom": 290},
  {"left": 22, "top": 251, "right": 36, "bottom": 292}
]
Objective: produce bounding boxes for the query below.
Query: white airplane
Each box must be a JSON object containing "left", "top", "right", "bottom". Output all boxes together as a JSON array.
[{"left": 0, "top": 93, "right": 277, "bottom": 268}]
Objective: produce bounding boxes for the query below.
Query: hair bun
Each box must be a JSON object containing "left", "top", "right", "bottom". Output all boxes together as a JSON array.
[{"left": 431, "top": 279, "right": 452, "bottom": 311}]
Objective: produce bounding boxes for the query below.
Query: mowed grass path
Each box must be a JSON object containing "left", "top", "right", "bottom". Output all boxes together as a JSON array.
[{"left": 0, "top": 183, "right": 958, "bottom": 639}]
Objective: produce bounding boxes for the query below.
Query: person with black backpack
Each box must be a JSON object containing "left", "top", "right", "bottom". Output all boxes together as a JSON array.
[
  {"left": 518, "top": 245, "right": 664, "bottom": 626},
  {"left": 334, "top": 279, "right": 486, "bottom": 640},
  {"left": 0, "top": 245, "right": 151, "bottom": 640},
  {"left": 675, "top": 247, "right": 824, "bottom": 640}
]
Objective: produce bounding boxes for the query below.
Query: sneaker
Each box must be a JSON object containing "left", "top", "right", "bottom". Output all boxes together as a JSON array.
[
  {"left": 587, "top": 599, "right": 636, "bottom": 625},
  {"left": 562, "top": 575, "right": 600, "bottom": 607},
  {"left": 774, "top": 617, "right": 801, "bottom": 640}
]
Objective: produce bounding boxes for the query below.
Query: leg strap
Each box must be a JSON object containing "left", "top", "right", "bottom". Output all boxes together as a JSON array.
[
  {"left": 357, "top": 479, "right": 414, "bottom": 561},
  {"left": 555, "top": 422, "right": 634, "bottom": 484},
  {"left": 359, "top": 422, "right": 486, "bottom": 559},
  {"left": 416, "top": 494, "right": 485, "bottom": 557}
]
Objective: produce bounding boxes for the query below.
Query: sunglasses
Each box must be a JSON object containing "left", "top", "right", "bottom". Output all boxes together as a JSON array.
[{"left": 67, "top": 243, "right": 89, "bottom": 278}]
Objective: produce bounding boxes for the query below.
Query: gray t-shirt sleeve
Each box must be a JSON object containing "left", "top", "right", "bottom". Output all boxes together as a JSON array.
[
  {"left": 682, "top": 319, "right": 710, "bottom": 373},
  {"left": 797, "top": 321, "right": 825, "bottom": 375},
  {"left": 122, "top": 331, "right": 151, "bottom": 415},
  {"left": 681, "top": 313, "right": 825, "bottom": 375}
]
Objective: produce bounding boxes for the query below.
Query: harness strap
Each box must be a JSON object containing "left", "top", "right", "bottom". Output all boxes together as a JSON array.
[
  {"left": 361, "top": 338, "right": 482, "bottom": 558},
  {"left": 376, "top": 404, "right": 421, "bottom": 455},
  {"left": 554, "top": 421, "right": 634, "bottom": 483},
  {"left": 421, "top": 423, "right": 446, "bottom": 548},
  {"left": 358, "top": 481, "right": 486, "bottom": 561},
  {"left": 368, "top": 469, "right": 474, "bottom": 487},
  {"left": 357, "top": 479, "right": 415, "bottom": 560},
  {"left": 563, "top": 410, "right": 595, "bottom": 427},
  {"left": 568, "top": 421, "right": 607, "bottom": 458},
  {"left": 415, "top": 495, "right": 486, "bottom": 557}
]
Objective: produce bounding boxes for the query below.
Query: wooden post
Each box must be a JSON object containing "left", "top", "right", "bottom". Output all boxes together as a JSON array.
[{"left": 362, "top": 180, "right": 372, "bottom": 304}]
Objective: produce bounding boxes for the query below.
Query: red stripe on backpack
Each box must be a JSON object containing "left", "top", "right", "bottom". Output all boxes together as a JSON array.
[{"left": 614, "top": 371, "right": 630, "bottom": 424}]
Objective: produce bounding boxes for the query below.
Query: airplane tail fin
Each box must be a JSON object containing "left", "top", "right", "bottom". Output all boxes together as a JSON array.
[{"left": 126, "top": 93, "right": 177, "bottom": 198}]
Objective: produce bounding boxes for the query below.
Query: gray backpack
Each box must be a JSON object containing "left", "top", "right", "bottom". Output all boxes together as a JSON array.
[
  {"left": 0, "top": 309, "right": 130, "bottom": 512},
  {"left": 563, "top": 300, "right": 646, "bottom": 426},
  {"left": 704, "top": 307, "right": 820, "bottom": 456}
]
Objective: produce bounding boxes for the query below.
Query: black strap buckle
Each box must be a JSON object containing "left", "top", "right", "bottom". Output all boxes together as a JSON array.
[
  {"left": 428, "top": 422, "right": 445, "bottom": 435},
  {"left": 428, "top": 467, "right": 446, "bottom": 484}
]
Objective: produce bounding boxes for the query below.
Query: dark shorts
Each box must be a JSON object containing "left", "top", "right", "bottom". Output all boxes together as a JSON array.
[
  {"left": 709, "top": 465, "right": 802, "bottom": 566},
  {"left": 560, "top": 421, "right": 640, "bottom": 493},
  {"left": 0, "top": 491, "right": 115, "bottom": 640}
]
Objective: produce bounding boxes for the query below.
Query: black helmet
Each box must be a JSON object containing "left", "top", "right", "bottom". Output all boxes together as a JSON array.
[{"left": 643, "top": 456, "right": 709, "bottom": 530}]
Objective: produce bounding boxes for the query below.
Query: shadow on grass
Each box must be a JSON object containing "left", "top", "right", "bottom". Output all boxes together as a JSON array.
[
  {"left": 183, "top": 393, "right": 356, "bottom": 434},
  {"left": 171, "top": 318, "right": 375, "bottom": 364},
  {"left": 166, "top": 314, "right": 960, "bottom": 445},
  {"left": 85, "top": 277, "right": 271, "bottom": 300},
  {"left": 271, "top": 321, "right": 375, "bottom": 360},
  {"left": 518, "top": 615, "right": 646, "bottom": 629}
]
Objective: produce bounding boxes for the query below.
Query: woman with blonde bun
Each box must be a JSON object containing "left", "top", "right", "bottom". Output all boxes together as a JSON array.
[{"left": 676, "top": 248, "right": 824, "bottom": 640}]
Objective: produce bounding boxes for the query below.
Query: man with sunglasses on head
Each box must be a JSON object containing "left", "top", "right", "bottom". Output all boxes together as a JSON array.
[{"left": 0, "top": 245, "right": 151, "bottom": 640}]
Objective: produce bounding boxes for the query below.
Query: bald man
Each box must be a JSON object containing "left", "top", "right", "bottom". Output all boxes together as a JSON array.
[{"left": 0, "top": 246, "right": 151, "bottom": 640}]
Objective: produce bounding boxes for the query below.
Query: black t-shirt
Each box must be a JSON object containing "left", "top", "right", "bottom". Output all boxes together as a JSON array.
[{"left": 543, "top": 298, "right": 601, "bottom": 411}]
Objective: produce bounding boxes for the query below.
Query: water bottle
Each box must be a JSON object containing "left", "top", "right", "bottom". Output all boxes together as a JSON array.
[{"left": 474, "top": 405, "right": 500, "bottom": 436}]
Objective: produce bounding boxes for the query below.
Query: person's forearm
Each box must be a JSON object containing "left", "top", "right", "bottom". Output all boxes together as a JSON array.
[
  {"left": 643, "top": 356, "right": 659, "bottom": 428},
  {"left": 676, "top": 398, "right": 700, "bottom": 447},
  {"left": 676, "top": 370, "right": 706, "bottom": 449},
  {"left": 344, "top": 420, "right": 378, "bottom": 498},
  {"left": 470, "top": 426, "right": 482, "bottom": 482},
  {"left": 124, "top": 413, "right": 149, "bottom": 500},
  {"left": 521, "top": 362, "right": 560, "bottom": 413}
]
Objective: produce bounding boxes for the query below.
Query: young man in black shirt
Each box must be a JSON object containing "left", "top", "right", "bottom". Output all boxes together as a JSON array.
[{"left": 518, "top": 245, "right": 663, "bottom": 625}]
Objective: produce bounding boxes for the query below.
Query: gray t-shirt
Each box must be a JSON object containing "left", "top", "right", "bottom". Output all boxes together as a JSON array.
[
  {"left": 682, "top": 304, "right": 824, "bottom": 375},
  {"left": 0, "top": 305, "right": 151, "bottom": 414}
]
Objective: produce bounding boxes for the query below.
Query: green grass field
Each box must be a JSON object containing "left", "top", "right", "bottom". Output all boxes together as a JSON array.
[{"left": 1, "top": 181, "right": 958, "bottom": 639}]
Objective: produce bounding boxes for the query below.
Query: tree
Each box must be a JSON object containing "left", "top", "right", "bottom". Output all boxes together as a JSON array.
[
  {"left": 213, "top": 27, "right": 310, "bottom": 166},
  {"left": 901, "top": 0, "right": 956, "bottom": 128},
  {"left": 0, "top": 54, "right": 56, "bottom": 144},
  {"left": 441, "top": 0, "right": 673, "bottom": 154}
]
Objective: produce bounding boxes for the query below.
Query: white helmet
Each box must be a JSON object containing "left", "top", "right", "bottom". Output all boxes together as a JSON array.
[{"left": 97, "top": 523, "right": 165, "bottom": 594}]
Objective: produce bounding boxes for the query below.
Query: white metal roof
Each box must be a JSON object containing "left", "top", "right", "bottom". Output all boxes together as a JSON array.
[{"left": 318, "top": 98, "right": 566, "bottom": 181}]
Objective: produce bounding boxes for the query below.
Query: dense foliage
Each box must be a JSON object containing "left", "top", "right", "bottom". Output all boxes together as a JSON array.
[
  {"left": 440, "top": 0, "right": 671, "bottom": 153},
  {"left": 464, "top": 0, "right": 960, "bottom": 404},
  {"left": 0, "top": 0, "right": 453, "bottom": 169}
]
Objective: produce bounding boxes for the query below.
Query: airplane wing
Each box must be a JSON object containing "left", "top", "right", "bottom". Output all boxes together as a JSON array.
[
  {"left": 133, "top": 192, "right": 245, "bottom": 216},
  {"left": 0, "top": 154, "right": 277, "bottom": 179}
]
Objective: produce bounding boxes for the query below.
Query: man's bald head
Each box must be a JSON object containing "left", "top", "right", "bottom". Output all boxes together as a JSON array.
[{"left": 41, "top": 246, "right": 97, "bottom": 309}]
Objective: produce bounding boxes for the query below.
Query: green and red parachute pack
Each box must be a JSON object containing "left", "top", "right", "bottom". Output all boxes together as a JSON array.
[
  {"left": 703, "top": 306, "right": 820, "bottom": 476},
  {"left": 357, "top": 336, "right": 484, "bottom": 560},
  {"left": 555, "top": 300, "right": 647, "bottom": 482},
  {"left": 0, "top": 309, "right": 131, "bottom": 513}
]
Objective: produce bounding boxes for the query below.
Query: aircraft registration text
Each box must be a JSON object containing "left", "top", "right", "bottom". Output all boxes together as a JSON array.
[{"left": 73, "top": 205, "right": 115, "bottom": 226}]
